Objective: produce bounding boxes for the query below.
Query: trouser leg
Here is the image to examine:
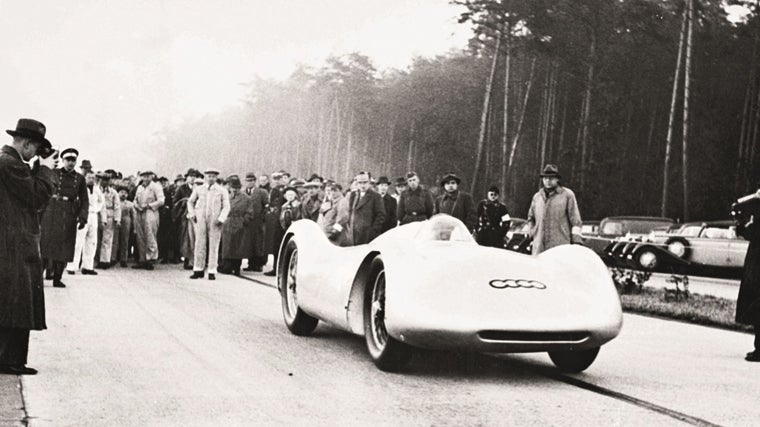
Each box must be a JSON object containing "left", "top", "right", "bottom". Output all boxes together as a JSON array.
[
  {"left": 81, "top": 218, "right": 99, "bottom": 270},
  {"left": 193, "top": 220, "right": 208, "bottom": 272},
  {"left": 100, "top": 218, "right": 114, "bottom": 263},
  {"left": 52, "top": 261, "right": 65, "bottom": 281},
  {"left": 207, "top": 225, "right": 222, "bottom": 275},
  {"left": 0, "top": 328, "right": 30, "bottom": 366},
  {"left": 755, "top": 324, "right": 760, "bottom": 351},
  {"left": 67, "top": 224, "right": 88, "bottom": 271},
  {"left": 118, "top": 220, "right": 132, "bottom": 262}
]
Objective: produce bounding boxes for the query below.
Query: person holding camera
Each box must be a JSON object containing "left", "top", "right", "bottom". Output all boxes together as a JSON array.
[
  {"left": 40, "top": 148, "right": 89, "bottom": 288},
  {"left": 0, "top": 118, "right": 58, "bottom": 375},
  {"left": 734, "top": 188, "right": 760, "bottom": 362}
]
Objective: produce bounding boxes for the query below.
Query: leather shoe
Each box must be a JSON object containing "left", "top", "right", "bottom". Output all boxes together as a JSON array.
[
  {"left": 0, "top": 365, "right": 38, "bottom": 375},
  {"left": 82, "top": 269, "right": 98, "bottom": 275},
  {"left": 264, "top": 270, "right": 276, "bottom": 277},
  {"left": 144, "top": 263, "right": 154, "bottom": 271},
  {"left": 120, "top": 261, "right": 128, "bottom": 268},
  {"left": 44, "top": 272, "right": 54, "bottom": 280},
  {"left": 53, "top": 281, "right": 66, "bottom": 288},
  {"left": 66, "top": 270, "right": 76, "bottom": 275},
  {"left": 208, "top": 274, "right": 216, "bottom": 281},
  {"left": 190, "top": 272, "right": 204, "bottom": 279},
  {"left": 746, "top": 351, "right": 760, "bottom": 362}
]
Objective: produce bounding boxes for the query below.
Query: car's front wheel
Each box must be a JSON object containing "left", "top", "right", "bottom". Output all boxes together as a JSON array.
[
  {"left": 364, "top": 257, "right": 412, "bottom": 371},
  {"left": 279, "top": 240, "right": 318, "bottom": 336},
  {"left": 548, "top": 347, "right": 600, "bottom": 373}
]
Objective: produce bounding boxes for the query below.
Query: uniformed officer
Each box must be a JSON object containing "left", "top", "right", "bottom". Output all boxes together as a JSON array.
[{"left": 41, "top": 148, "right": 90, "bottom": 288}]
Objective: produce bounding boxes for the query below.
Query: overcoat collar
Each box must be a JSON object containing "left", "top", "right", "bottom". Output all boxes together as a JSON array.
[{"left": 1, "top": 145, "right": 21, "bottom": 162}]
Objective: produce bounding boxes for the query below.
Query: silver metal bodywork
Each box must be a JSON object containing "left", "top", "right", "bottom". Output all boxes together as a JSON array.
[{"left": 278, "top": 215, "right": 623, "bottom": 354}]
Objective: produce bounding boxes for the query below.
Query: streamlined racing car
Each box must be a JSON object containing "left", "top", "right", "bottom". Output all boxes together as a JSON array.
[{"left": 276, "top": 215, "right": 623, "bottom": 372}]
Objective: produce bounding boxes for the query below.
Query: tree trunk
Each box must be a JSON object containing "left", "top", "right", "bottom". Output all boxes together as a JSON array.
[
  {"left": 661, "top": 4, "right": 688, "bottom": 218},
  {"left": 682, "top": 0, "right": 694, "bottom": 222},
  {"left": 507, "top": 57, "right": 537, "bottom": 182},
  {"left": 345, "top": 107, "right": 354, "bottom": 183},
  {"left": 407, "top": 120, "right": 416, "bottom": 173},
  {"left": 500, "top": 30, "right": 511, "bottom": 197},
  {"left": 579, "top": 32, "right": 597, "bottom": 192},
  {"left": 557, "top": 90, "right": 568, "bottom": 164},
  {"left": 470, "top": 35, "right": 502, "bottom": 194}
]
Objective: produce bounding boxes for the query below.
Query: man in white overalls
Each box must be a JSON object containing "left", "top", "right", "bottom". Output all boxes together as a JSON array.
[{"left": 187, "top": 168, "right": 230, "bottom": 280}]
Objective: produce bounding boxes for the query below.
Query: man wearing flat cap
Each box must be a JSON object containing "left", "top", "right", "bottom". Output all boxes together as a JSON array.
[
  {"left": 0, "top": 118, "right": 58, "bottom": 375},
  {"left": 243, "top": 172, "right": 269, "bottom": 272},
  {"left": 187, "top": 168, "right": 230, "bottom": 280},
  {"left": 397, "top": 172, "right": 434, "bottom": 225},
  {"left": 527, "top": 164, "right": 583, "bottom": 255},
  {"left": 172, "top": 168, "right": 200, "bottom": 270},
  {"left": 41, "top": 148, "right": 90, "bottom": 288},
  {"left": 132, "top": 171, "right": 165, "bottom": 270},
  {"left": 434, "top": 173, "right": 477, "bottom": 232}
]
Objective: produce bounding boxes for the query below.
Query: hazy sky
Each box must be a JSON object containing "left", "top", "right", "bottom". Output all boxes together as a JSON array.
[{"left": 0, "top": 0, "right": 472, "bottom": 172}]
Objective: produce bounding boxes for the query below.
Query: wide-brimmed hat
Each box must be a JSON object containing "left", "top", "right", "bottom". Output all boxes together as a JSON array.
[
  {"left": 303, "top": 181, "right": 321, "bottom": 189},
  {"left": 394, "top": 177, "right": 407, "bottom": 186},
  {"left": 61, "top": 148, "right": 79, "bottom": 159},
  {"left": 307, "top": 173, "right": 324, "bottom": 183},
  {"left": 185, "top": 168, "right": 200, "bottom": 178},
  {"left": 204, "top": 167, "right": 220, "bottom": 176},
  {"left": 376, "top": 176, "right": 391, "bottom": 185},
  {"left": 81, "top": 160, "right": 93, "bottom": 169},
  {"left": 540, "top": 164, "right": 561, "bottom": 178},
  {"left": 174, "top": 174, "right": 185, "bottom": 183},
  {"left": 291, "top": 178, "right": 306, "bottom": 188},
  {"left": 245, "top": 172, "right": 257, "bottom": 180},
  {"left": 6, "top": 118, "right": 52, "bottom": 150},
  {"left": 440, "top": 173, "right": 461, "bottom": 186},
  {"left": 226, "top": 175, "right": 242, "bottom": 189}
]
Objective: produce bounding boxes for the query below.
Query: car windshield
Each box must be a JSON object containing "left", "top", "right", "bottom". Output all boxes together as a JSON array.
[
  {"left": 601, "top": 221, "right": 623, "bottom": 236},
  {"left": 414, "top": 215, "right": 475, "bottom": 243},
  {"left": 678, "top": 225, "right": 703, "bottom": 237}
]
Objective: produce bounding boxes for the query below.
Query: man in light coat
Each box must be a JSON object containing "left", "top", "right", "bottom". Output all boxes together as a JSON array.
[
  {"left": 132, "top": 171, "right": 165, "bottom": 270},
  {"left": 98, "top": 172, "right": 121, "bottom": 269},
  {"left": 527, "top": 164, "right": 583, "bottom": 255},
  {"left": 187, "top": 168, "right": 230, "bottom": 280},
  {"left": 68, "top": 170, "right": 106, "bottom": 275}
]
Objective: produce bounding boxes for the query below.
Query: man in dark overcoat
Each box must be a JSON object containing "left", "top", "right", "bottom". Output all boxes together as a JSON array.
[
  {"left": 735, "top": 189, "right": 760, "bottom": 362},
  {"left": 0, "top": 118, "right": 57, "bottom": 375},
  {"left": 376, "top": 176, "right": 397, "bottom": 234},
  {"left": 435, "top": 173, "right": 478, "bottom": 233},
  {"left": 243, "top": 172, "right": 269, "bottom": 272},
  {"left": 41, "top": 148, "right": 89, "bottom": 288},
  {"left": 347, "top": 172, "right": 385, "bottom": 246},
  {"left": 173, "top": 168, "right": 200, "bottom": 270},
  {"left": 264, "top": 171, "right": 288, "bottom": 276},
  {"left": 397, "top": 172, "right": 434, "bottom": 225},
  {"left": 475, "top": 185, "right": 510, "bottom": 248},
  {"left": 220, "top": 176, "right": 254, "bottom": 275}
]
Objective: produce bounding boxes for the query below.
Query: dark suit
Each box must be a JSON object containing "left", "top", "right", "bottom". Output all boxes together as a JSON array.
[
  {"left": 380, "top": 193, "right": 397, "bottom": 234},
  {"left": 348, "top": 189, "right": 385, "bottom": 245}
]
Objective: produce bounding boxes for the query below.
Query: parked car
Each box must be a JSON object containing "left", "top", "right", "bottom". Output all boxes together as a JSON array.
[
  {"left": 584, "top": 216, "right": 675, "bottom": 257},
  {"left": 581, "top": 221, "right": 600, "bottom": 237},
  {"left": 504, "top": 218, "right": 532, "bottom": 254},
  {"left": 608, "top": 220, "right": 747, "bottom": 278}
]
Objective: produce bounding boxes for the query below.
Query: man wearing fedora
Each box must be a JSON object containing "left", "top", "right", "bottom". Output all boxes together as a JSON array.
[
  {"left": 376, "top": 176, "right": 397, "bottom": 233},
  {"left": 243, "top": 172, "right": 269, "bottom": 272},
  {"left": 187, "top": 168, "right": 230, "bottom": 280},
  {"left": 347, "top": 171, "right": 386, "bottom": 246},
  {"left": 67, "top": 170, "right": 105, "bottom": 275},
  {"left": 132, "top": 171, "right": 165, "bottom": 270},
  {"left": 0, "top": 118, "right": 58, "bottom": 375},
  {"left": 435, "top": 173, "right": 477, "bottom": 232},
  {"left": 527, "top": 164, "right": 583, "bottom": 255},
  {"left": 40, "top": 148, "right": 90, "bottom": 288}
]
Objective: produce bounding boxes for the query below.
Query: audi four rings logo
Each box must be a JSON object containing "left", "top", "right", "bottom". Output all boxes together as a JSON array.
[{"left": 489, "top": 279, "right": 547, "bottom": 290}]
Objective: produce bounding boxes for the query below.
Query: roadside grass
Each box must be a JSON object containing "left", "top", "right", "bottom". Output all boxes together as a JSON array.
[{"left": 619, "top": 286, "right": 752, "bottom": 333}]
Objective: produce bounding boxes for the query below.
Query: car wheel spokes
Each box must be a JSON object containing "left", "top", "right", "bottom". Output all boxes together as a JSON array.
[
  {"left": 286, "top": 249, "right": 298, "bottom": 318},
  {"left": 371, "top": 270, "right": 388, "bottom": 350}
]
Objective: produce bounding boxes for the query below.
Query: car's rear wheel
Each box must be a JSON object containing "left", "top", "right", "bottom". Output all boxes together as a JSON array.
[
  {"left": 279, "top": 240, "right": 318, "bottom": 336},
  {"left": 548, "top": 347, "right": 600, "bottom": 373},
  {"left": 636, "top": 248, "right": 659, "bottom": 270},
  {"left": 364, "top": 258, "right": 412, "bottom": 371}
]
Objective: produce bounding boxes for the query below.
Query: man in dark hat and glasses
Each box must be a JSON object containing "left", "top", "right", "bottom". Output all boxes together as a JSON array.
[
  {"left": 526, "top": 164, "right": 583, "bottom": 255},
  {"left": 0, "top": 118, "right": 58, "bottom": 375}
]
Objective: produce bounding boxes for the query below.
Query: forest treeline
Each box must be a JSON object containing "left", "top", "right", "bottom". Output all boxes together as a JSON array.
[{"left": 157, "top": 0, "right": 760, "bottom": 221}]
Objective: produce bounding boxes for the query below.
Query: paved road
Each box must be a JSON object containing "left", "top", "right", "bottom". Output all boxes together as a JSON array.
[{"left": 1, "top": 265, "right": 758, "bottom": 426}]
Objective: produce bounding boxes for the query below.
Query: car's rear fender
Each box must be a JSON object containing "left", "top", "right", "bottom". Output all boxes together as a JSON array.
[{"left": 345, "top": 251, "right": 381, "bottom": 335}]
